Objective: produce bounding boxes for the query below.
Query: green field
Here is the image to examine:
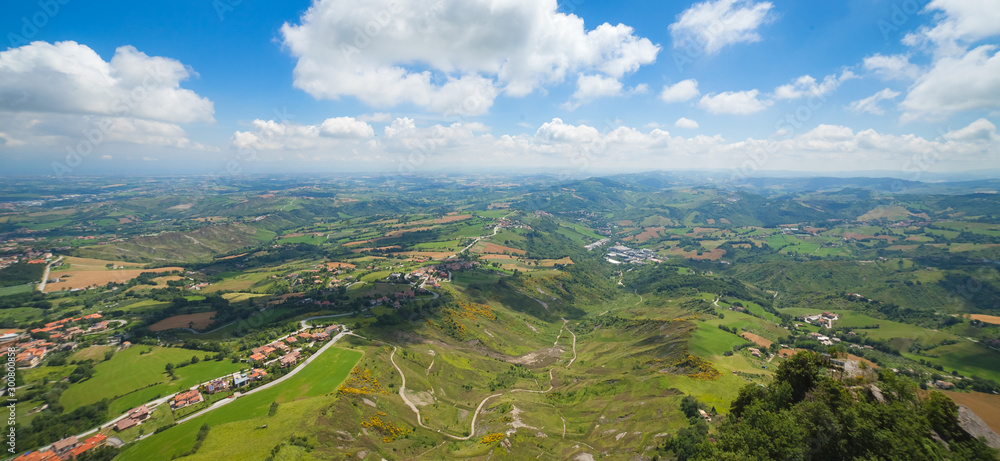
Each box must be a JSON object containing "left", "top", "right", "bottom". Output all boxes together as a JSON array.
[
  {"left": 118, "top": 347, "right": 362, "bottom": 461},
  {"left": 59, "top": 346, "right": 242, "bottom": 414}
]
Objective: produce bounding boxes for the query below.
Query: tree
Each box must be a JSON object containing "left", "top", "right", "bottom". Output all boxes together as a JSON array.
[{"left": 774, "top": 351, "right": 822, "bottom": 402}]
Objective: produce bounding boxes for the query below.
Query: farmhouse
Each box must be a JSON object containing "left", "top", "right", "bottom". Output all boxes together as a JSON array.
[
  {"left": 250, "top": 352, "right": 267, "bottom": 362},
  {"left": 748, "top": 347, "right": 762, "bottom": 358},
  {"left": 271, "top": 342, "right": 290, "bottom": 353},
  {"left": 280, "top": 350, "right": 301, "bottom": 368},
  {"left": 128, "top": 405, "right": 150, "bottom": 421},
  {"left": 66, "top": 433, "right": 107, "bottom": 459},
  {"left": 51, "top": 436, "right": 79, "bottom": 457},
  {"left": 313, "top": 332, "right": 330, "bottom": 341},
  {"left": 205, "top": 378, "right": 231, "bottom": 394},
  {"left": 171, "top": 389, "right": 204, "bottom": 410},
  {"left": 248, "top": 368, "right": 268, "bottom": 381},
  {"left": 116, "top": 417, "right": 138, "bottom": 431}
]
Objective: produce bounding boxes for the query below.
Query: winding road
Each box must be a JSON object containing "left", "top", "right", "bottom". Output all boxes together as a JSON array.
[
  {"left": 389, "top": 319, "right": 578, "bottom": 441},
  {"left": 390, "top": 346, "right": 500, "bottom": 441}
]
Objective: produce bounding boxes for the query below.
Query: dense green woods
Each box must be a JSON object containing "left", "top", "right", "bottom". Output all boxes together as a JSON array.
[{"left": 665, "top": 352, "right": 999, "bottom": 460}]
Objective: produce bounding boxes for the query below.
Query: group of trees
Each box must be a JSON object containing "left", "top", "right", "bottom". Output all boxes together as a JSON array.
[{"left": 662, "top": 352, "right": 999, "bottom": 460}]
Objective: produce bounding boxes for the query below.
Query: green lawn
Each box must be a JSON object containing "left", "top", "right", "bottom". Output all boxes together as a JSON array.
[
  {"left": 904, "top": 341, "right": 1000, "bottom": 383},
  {"left": 59, "top": 346, "right": 242, "bottom": 414},
  {"left": 0, "top": 284, "right": 34, "bottom": 296},
  {"left": 118, "top": 347, "right": 362, "bottom": 461}
]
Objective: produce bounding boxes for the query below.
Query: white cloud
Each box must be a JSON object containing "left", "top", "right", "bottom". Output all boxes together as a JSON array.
[
  {"left": 675, "top": 117, "right": 700, "bottom": 129},
  {"left": 233, "top": 117, "right": 374, "bottom": 150},
  {"left": 669, "top": 0, "right": 774, "bottom": 55},
  {"left": 660, "top": 79, "right": 700, "bottom": 103},
  {"left": 848, "top": 88, "right": 901, "bottom": 115},
  {"left": 698, "top": 89, "right": 772, "bottom": 114},
  {"left": 320, "top": 116, "right": 375, "bottom": 138},
  {"left": 903, "top": 0, "right": 1000, "bottom": 56},
  {"left": 863, "top": 54, "right": 920, "bottom": 80},
  {"left": 943, "top": 118, "right": 999, "bottom": 142},
  {"left": 901, "top": 45, "right": 1000, "bottom": 122},
  {"left": 0, "top": 41, "right": 214, "bottom": 123},
  {"left": 281, "top": 0, "right": 658, "bottom": 115},
  {"left": 773, "top": 70, "right": 856, "bottom": 100},
  {"left": 565, "top": 74, "right": 624, "bottom": 109},
  {"left": 535, "top": 118, "right": 601, "bottom": 144},
  {"left": 220, "top": 117, "right": 996, "bottom": 175}
]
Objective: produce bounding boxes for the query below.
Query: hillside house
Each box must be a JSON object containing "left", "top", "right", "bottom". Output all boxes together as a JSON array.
[
  {"left": 748, "top": 347, "right": 762, "bottom": 358},
  {"left": 280, "top": 351, "right": 301, "bottom": 368},
  {"left": 313, "top": 332, "right": 330, "bottom": 341},
  {"left": 51, "top": 436, "right": 79, "bottom": 457},
  {"left": 232, "top": 372, "right": 248, "bottom": 387},
  {"left": 205, "top": 378, "right": 231, "bottom": 394},
  {"left": 248, "top": 368, "right": 268, "bottom": 381},
  {"left": 171, "top": 389, "right": 204, "bottom": 410},
  {"left": 271, "top": 342, "right": 290, "bottom": 353},
  {"left": 115, "top": 417, "right": 138, "bottom": 431},
  {"left": 250, "top": 352, "right": 266, "bottom": 362},
  {"left": 128, "top": 405, "right": 150, "bottom": 421},
  {"left": 66, "top": 433, "right": 107, "bottom": 459}
]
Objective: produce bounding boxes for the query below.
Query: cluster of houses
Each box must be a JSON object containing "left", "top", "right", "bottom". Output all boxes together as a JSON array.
[
  {"left": 748, "top": 347, "right": 764, "bottom": 358},
  {"left": 406, "top": 261, "right": 479, "bottom": 288},
  {"left": 495, "top": 217, "right": 532, "bottom": 230},
  {"left": 605, "top": 245, "right": 660, "bottom": 265},
  {"left": 800, "top": 312, "right": 839, "bottom": 329},
  {"left": 13, "top": 433, "right": 107, "bottom": 461},
  {"left": 248, "top": 325, "right": 337, "bottom": 366},
  {"left": 370, "top": 289, "right": 418, "bottom": 308},
  {"left": 10, "top": 313, "right": 110, "bottom": 367},
  {"left": 0, "top": 250, "right": 53, "bottom": 271},
  {"left": 807, "top": 331, "right": 841, "bottom": 346},
  {"left": 203, "top": 369, "right": 269, "bottom": 395}
]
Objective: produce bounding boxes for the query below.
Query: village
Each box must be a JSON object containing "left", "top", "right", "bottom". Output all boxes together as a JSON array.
[{"left": 13, "top": 317, "right": 348, "bottom": 461}]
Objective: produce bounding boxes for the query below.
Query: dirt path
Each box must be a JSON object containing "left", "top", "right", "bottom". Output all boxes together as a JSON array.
[
  {"left": 426, "top": 358, "right": 434, "bottom": 375},
  {"left": 565, "top": 327, "right": 577, "bottom": 368},
  {"left": 634, "top": 290, "right": 643, "bottom": 305},
  {"left": 391, "top": 346, "right": 499, "bottom": 440}
]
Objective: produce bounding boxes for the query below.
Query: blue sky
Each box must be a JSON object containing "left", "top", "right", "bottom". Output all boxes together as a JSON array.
[{"left": 1, "top": 0, "right": 998, "bottom": 179}]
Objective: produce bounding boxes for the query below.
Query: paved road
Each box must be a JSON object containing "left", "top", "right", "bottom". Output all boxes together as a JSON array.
[{"left": 36, "top": 256, "right": 63, "bottom": 292}]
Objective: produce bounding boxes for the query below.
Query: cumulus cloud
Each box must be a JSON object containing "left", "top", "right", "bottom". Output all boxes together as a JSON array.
[
  {"left": 848, "top": 88, "right": 901, "bottom": 115},
  {"left": 660, "top": 79, "right": 701, "bottom": 103},
  {"left": 773, "top": 70, "right": 856, "bottom": 100},
  {"left": 901, "top": 45, "right": 1000, "bottom": 122},
  {"left": 698, "top": 89, "right": 772, "bottom": 114},
  {"left": 669, "top": 0, "right": 774, "bottom": 55},
  {"left": 222, "top": 117, "right": 996, "bottom": 174},
  {"left": 232, "top": 117, "right": 374, "bottom": 151},
  {"left": 0, "top": 41, "right": 214, "bottom": 123},
  {"left": 675, "top": 117, "right": 700, "bottom": 129},
  {"left": 281, "top": 0, "right": 658, "bottom": 115},
  {"left": 903, "top": 0, "right": 1000, "bottom": 56},
  {"left": 943, "top": 118, "right": 999, "bottom": 142},
  {"left": 863, "top": 54, "right": 920, "bottom": 81}
]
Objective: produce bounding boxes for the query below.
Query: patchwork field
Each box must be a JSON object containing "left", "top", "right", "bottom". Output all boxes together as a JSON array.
[
  {"left": 44, "top": 266, "right": 182, "bottom": 292},
  {"left": 969, "top": 314, "right": 1000, "bottom": 325},
  {"left": 149, "top": 312, "right": 217, "bottom": 331}
]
